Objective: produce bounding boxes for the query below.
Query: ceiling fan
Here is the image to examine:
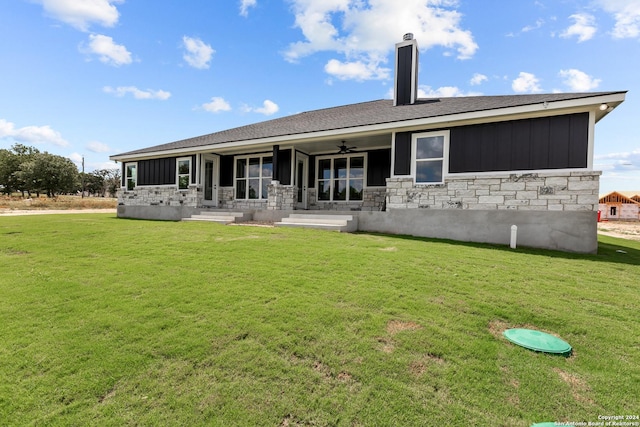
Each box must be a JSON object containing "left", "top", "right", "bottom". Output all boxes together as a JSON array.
[{"left": 336, "top": 141, "right": 357, "bottom": 154}]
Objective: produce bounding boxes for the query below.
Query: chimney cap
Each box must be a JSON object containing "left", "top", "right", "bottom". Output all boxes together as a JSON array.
[{"left": 403, "top": 33, "right": 414, "bottom": 41}]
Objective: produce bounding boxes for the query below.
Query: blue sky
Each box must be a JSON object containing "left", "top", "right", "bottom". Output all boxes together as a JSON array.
[{"left": 0, "top": 0, "right": 638, "bottom": 195}]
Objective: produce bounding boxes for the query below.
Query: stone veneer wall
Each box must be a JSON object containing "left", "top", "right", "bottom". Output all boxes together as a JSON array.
[
  {"left": 308, "top": 187, "right": 386, "bottom": 211},
  {"left": 386, "top": 171, "right": 601, "bottom": 211},
  {"left": 267, "top": 182, "right": 296, "bottom": 210},
  {"left": 218, "top": 186, "right": 268, "bottom": 210},
  {"left": 118, "top": 186, "right": 199, "bottom": 207}
]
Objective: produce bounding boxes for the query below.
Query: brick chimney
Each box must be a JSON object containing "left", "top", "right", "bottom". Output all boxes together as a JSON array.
[{"left": 393, "top": 33, "right": 419, "bottom": 106}]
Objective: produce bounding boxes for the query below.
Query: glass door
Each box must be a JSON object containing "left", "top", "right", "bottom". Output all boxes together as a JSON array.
[
  {"left": 295, "top": 152, "right": 308, "bottom": 209},
  {"left": 202, "top": 155, "right": 218, "bottom": 207}
]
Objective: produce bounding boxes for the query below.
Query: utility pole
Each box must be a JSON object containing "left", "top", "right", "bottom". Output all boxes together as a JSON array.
[{"left": 81, "top": 156, "right": 85, "bottom": 198}]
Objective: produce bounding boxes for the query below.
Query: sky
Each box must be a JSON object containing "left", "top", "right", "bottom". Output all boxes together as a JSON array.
[{"left": 0, "top": 0, "right": 639, "bottom": 195}]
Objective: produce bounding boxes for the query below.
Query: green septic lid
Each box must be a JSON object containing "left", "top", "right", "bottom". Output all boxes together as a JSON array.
[
  {"left": 531, "top": 421, "right": 575, "bottom": 427},
  {"left": 503, "top": 328, "right": 572, "bottom": 354}
]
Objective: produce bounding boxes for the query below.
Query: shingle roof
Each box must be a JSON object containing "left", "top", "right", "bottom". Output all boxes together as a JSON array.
[{"left": 113, "top": 91, "right": 625, "bottom": 157}]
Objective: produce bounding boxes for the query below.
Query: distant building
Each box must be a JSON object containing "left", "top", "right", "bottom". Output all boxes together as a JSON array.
[{"left": 598, "top": 191, "right": 640, "bottom": 221}]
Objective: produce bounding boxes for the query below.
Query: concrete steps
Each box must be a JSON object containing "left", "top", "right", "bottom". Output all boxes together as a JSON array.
[
  {"left": 275, "top": 214, "right": 357, "bottom": 232},
  {"left": 183, "top": 211, "right": 251, "bottom": 224}
]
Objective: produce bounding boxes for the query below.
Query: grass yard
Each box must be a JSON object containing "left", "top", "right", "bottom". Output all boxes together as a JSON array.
[{"left": 1, "top": 214, "right": 639, "bottom": 426}]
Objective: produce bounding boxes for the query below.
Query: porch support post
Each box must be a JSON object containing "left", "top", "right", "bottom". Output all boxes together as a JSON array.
[{"left": 272, "top": 145, "right": 280, "bottom": 182}]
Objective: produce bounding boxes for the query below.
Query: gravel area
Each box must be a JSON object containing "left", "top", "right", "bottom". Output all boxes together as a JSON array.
[{"left": 597, "top": 221, "right": 640, "bottom": 241}]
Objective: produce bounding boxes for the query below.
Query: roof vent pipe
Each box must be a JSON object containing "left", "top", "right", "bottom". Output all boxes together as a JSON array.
[{"left": 403, "top": 33, "right": 414, "bottom": 41}]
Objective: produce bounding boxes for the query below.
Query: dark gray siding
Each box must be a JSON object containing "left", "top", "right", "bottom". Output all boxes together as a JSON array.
[
  {"left": 191, "top": 155, "right": 197, "bottom": 184},
  {"left": 367, "top": 149, "right": 391, "bottom": 186},
  {"left": 278, "top": 149, "right": 292, "bottom": 186},
  {"left": 308, "top": 155, "right": 315, "bottom": 188},
  {"left": 396, "top": 46, "right": 413, "bottom": 106},
  {"left": 449, "top": 113, "right": 589, "bottom": 173},
  {"left": 138, "top": 157, "right": 176, "bottom": 186},
  {"left": 394, "top": 132, "right": 411, "bottom": 175},
  {"left": 220, "top": 155, "right": 234, "bottom": 187}
]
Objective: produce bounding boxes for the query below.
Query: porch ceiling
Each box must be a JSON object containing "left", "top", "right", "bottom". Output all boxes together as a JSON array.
[{"left": 210, "top": 132, "right": 393, "bottom": 156}]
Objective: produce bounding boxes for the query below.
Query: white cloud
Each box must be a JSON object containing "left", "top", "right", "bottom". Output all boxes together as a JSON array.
[
  {"left": 254, "top": 100, "right": 279, "bottom": 115},
  {"left": 595, "top": 0, "right": 640, "bottom": 39},
  {"left": 417, "top": 85, "right": 481, "bottom": 98},
  {"left": 202, "top": 97, "right": 232, "bottom": 113},
  {"left": 560, "top": 13, "right": 597, "bottom": 42},
  {"left": 512, "top": 72, "right": 542, "bottom": 93},
  {"left": 558, "top": 69, "right": 601, "bottom": 91},
  {"left": 0, "top": 119, "right": 69, "bottom": 147},
  {"left": 68, "top": 152, "right": 84, "bottom": 166},
  {"left": 470, "top": 73, "right": 488, "bottom": 86},
  {"left": 324, "top": 59, "right": 390, "bottom": 81},
  {"left": 243, "top": 100, "right": 279, "bottom": 115},
  {"left": 86, "top": 141, "right": 111, "bottom": 153},
  {"left": 36, "top": 0, "right": 122, "bottom": 31},
  {"left": 103, "top": 86, "right": 171, "bottom": 100},
  {"left": 240, "top": 0, "right": 257, "bottom": 17},
  {"left": 594, "top": 150, "right": 640, "bottom": 173},
  {"left": 82, "top": 34, "right": 132, "bottom": 66},
  {"left": 522, "top": 19, "right": 545, "bottom": 33},
  {"left": 182, "top": 36, "right": 214, "bottom": 69},
  {"left": 284, "top": 0, "right": 478, "bottom": 81}
]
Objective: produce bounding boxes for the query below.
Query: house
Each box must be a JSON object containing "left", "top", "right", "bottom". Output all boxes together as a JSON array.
[
  {"left": 110, "top": 34, "right": 626, "bottom": 254},
  {"left": 598, "top": 191, "right": 640, "bottom": 221}
]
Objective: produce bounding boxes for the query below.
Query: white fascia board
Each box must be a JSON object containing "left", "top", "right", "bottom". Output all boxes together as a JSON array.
[{"left": 110, "top": 92, "right": 626, "bottom": 162}]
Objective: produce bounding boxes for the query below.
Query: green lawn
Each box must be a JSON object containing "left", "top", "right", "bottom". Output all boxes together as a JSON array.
[{"left": 1, "top": 214, "right": 638, "bottom": 426}]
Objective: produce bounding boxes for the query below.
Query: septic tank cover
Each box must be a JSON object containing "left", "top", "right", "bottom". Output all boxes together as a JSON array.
[{"left": 503, "top": 328, "right": 572, "bottom": 354}]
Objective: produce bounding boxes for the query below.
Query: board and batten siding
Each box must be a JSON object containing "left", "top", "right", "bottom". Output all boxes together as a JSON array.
[
  {"left": 393, "top": 112, "right": 590, "bottom": 175},
  {"left": 123, "top": 155, "right": 197, "bottom": 187}
]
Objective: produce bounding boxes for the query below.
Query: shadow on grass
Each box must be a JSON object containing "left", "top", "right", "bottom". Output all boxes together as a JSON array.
[
  {"left": 361, "top": 232, "right": 640, "bottom": 267},
  {"left": 108, "top": 216, "right": 640, "bottom": 266}
]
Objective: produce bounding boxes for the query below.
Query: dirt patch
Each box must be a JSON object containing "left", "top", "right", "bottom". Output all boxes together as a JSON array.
[
  {"left": 488, "top": 320, "right": 511, "bottom": 339},
  {"left": 376, "top": 337, "right": 395, "bottom": 353},
  {"left": 410, "top": 353, "right": 446, "bottom": 377},
  {"left": 386, "top": 320, "right": 422, "bottom": 335},
  {"left": 313, "top": 361, "right": 331, "bottom": 378},
  {"left": 553, "top": 368, "right": 593, "bottom": 404},
  {"left": 598, "top": 221, "right": 640, "bottom": 241},
  {"left": 280, "top": 414, "right": 303, "bottom": 427}
]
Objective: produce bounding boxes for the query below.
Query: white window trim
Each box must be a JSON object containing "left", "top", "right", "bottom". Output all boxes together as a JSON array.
[
  {"left": 234, "top": 154, "right": 273, "bottom": 200},
  {"left": 315, "top": 153, "right": 367, "bottom": 202},
  {"left": 124, "top": 162, "right": 138, "bottom": 190},
  {"left": 176, "top": 157, "right": 192, "bottom": 191},
  {"left": 411, "top": 130, "right": 449, "bottom": 185}
]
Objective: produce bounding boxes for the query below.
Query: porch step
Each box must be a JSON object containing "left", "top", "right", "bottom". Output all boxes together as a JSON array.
[
  {"left": 275, "top": 214, "right": 357, "bottom": 232},
  {"left": 183, "top": 211, "right": 251, "bottom": 224}
]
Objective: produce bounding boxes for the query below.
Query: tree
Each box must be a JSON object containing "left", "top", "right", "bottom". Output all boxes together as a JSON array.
[
  {"left": 0, "top": 149, "right": 19, "bottom": 194},
  {"left": 0, "top": 144, "right": 40, "bottom": 196},
  {"left": 34, "top": 153, "right": 79, "bottom": 197},
  {"left": 94, "top": 168, "right": 121, "bottom": 197},
  {"left": 79, "top": 172, "right": 104, "bottom": 196}
]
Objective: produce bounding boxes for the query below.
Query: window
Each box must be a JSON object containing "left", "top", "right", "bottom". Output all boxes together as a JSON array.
[
  {"left": 317, "top": 155, "right": 365, "bottom": 201},
  {"left": 610, "top": 206, "right": 617, "bottom": 216},
  {"left": 235, "top": 155, "right": 272, "bottom": 199},
  {"left": 412, "top": 131, "right": 449, "bottom": 184},
  {"left": 177, "top": 157, "right": 191, "bottom": 190},
  {"left": 125, "top": 162, "right": 137, "bottom": 190}
]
